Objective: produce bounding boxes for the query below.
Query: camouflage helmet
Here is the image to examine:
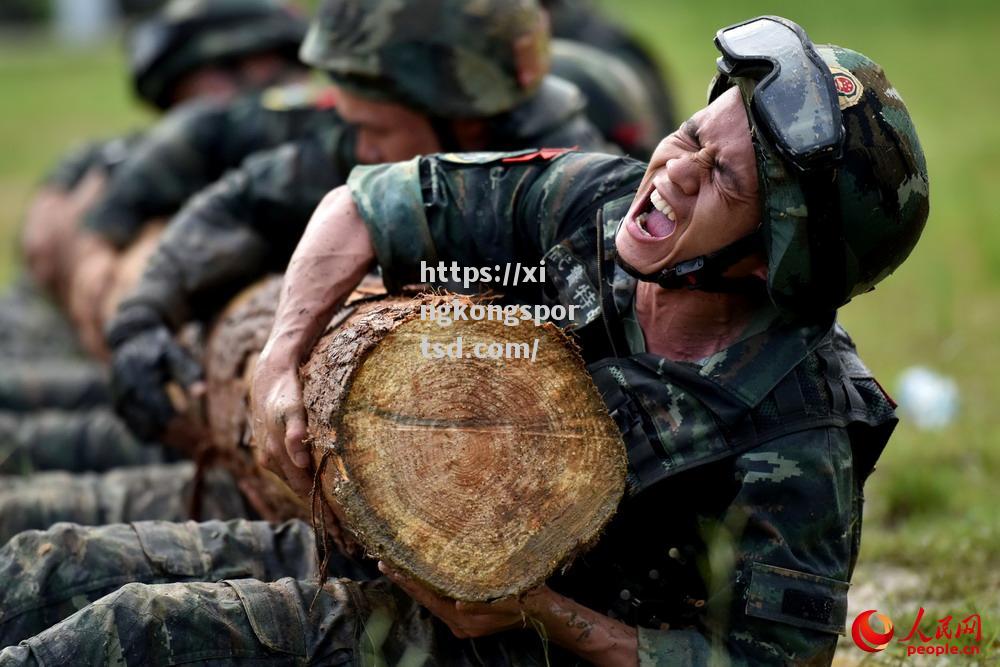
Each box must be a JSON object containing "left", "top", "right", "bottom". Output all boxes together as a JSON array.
[
  {"left": 710, "top": 23, "right": 929, "bottom": 315},
  {"left": 299, "top": 0, "right": 551, "bottom": 118},
  {"left": 128, "top": 0, "right": 308, "bottom": 110}
]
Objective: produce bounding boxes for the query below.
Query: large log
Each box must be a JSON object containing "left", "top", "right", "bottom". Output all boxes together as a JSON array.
[
  {"left": 203, "top": 273, "right": 386, "bottom": 522},
  {"left": 205, "top": 280, "right": 626, "bottom": 601},
  {"left": 203, "top": 274, "right": 302, "bottom": 522}
]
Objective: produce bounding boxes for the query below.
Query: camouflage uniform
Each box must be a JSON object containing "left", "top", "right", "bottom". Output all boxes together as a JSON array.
[
  {"left": 0, "top": 0, "right": 612, "bottom": 551},
  {"left": 0, "top": 0, "right": 309, "bottom": 467},
  {"left": 1, "top": 0, "right": 307, "bottom": 357},
  {"left": 0, "top": 409, "right": 168, "bottom": 476},
  {"left": 82, "top": 86, "right": 344, "bottom": 250},
  {"left": 113, "top": 76, "right": 603, "bottom": 334},
  {"left": 0, "top": 74, "right": 609, "bottom": 582},
  {"left": 0, "top": 136, "right": 155, "bottom": 470},
  {"left": 0, "top": 518, "right": 376, "bottom": 647},
  {"left": 0, "top": 462, "right": 251, "bottom": 546},
  {"left": 103, "top": 0, "right": 618, "bottom": 441},
  {"left": 0, "top": 134, "right": 145, "bottom": 361}
]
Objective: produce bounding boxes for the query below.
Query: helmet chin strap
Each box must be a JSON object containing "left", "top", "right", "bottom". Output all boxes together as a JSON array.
[{"left": 613, "top": 222, "right": 766, "bottom": 294}]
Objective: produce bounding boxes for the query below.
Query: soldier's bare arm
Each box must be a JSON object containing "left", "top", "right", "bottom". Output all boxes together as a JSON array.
[
  {"left": 251, "top": 185, "right": 374, "bottom": 495},
  {"left": 381, "top": 563, "right": 639, "bottom": 666}
]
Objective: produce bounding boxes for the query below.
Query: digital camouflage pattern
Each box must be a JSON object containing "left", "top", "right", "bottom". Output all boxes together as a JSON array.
[
  {"left": 717, "top": 44, "right": 930, "bottom": 315},
  {"left": 0, "top": 575, "right": 573, "bottom": 666},
  {"left": 0, "top": 462, "right": 250, "bottom": 545},
  {"left": 550, "top": 39, "right": 669, "bottom": 160},
  {"left": 128, "top": 0, "right": 307, "bottom": 109},
  {"left": 104, "top": 72, "right": 605, "bottom": 439},
  {"left": 83, "top": 84, "right": 344, "bottom": 249},
  {"left": 0, "top": 518, "right": 342, "bottom": 647},
  {"left": 0, "top": 409, "right": 166, "bottom": 476},
  {"left": 114, "top": 75, "right": 605, "bottom": 332},
  {"left": 300, "top": 0, "right": 550, "bottom": 117}
]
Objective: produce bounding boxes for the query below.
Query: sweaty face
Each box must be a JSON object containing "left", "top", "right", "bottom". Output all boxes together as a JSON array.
[
  {"left": 615, "top": 87, "right": 760, "bottom": 276},
  {"left": 333, "top": 88, "right": 443, "bottom": 164}
]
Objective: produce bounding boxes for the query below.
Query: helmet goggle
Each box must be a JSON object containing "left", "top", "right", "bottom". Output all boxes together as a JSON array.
[{"left": 709, "top": 15, "right": 844, "bottom": 171}]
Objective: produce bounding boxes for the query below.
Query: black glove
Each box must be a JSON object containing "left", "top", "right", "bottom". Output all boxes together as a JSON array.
[{"left": 107, "top": 305, "right": 203, "bottom": 441}]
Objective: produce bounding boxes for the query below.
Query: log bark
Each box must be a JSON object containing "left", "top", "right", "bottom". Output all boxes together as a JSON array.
[
  {"left": 205, "top": 281, "right": 626, "bottom": 601},
  {"left": 202, "top": 273, "right": 386, "bottom": 522}
]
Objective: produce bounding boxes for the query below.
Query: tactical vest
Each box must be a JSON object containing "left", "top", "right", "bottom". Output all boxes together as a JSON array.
[{"left": 543, "top": 194, "right": 898, "bottom": 631}]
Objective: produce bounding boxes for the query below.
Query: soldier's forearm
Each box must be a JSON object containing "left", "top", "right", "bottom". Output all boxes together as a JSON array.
[
  {"left": 263, "top": 185, "right": 375, "bottom": 364},
  {"left": 524, "top": 588, "right": 638, "bottom": 667}
]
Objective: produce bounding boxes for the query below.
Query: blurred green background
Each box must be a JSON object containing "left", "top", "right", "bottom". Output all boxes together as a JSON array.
[{"left": 0, "top": 0, "right": 997, "bottom": 662}]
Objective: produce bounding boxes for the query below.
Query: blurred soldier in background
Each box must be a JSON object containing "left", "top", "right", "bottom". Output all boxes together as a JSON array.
[
  {"left": 0, "top": 0, "right": 309, "bottom": 475},
  {"left": 545, "top": 0, "right": 677, "bottom": 158},
  {"left": 16, "top": 0, "right": 309, "bottom": 338},
  {"left": 0, "top": 0, "right": 638, "bottom": 565}
]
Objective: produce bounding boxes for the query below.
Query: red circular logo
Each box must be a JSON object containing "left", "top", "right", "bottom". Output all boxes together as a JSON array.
[
  {"left": 834, "top": 74, "right": 857, "bottom": 96},
  {"left": 852, "top": 609, "right": 895, "bottom": 652}
]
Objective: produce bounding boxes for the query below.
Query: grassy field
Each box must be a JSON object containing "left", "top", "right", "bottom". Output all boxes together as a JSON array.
[{"left": 1, "top": 0, "right": 998, "bottom": 663}]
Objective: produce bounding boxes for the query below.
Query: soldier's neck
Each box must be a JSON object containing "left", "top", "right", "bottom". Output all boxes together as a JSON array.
[{"left": 634, "top": 281, "right": 768, "bottom": 362}]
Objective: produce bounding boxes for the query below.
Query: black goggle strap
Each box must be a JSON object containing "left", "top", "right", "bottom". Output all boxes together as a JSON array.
[
  {"left": 612, "top": 216, "right": 765, "bottom": 294},
  {"left": 799, "top": 168, "right": 849, "bottom": 310},
  {"left": 652, "top": 232, "right": 765, "bottom": 293}
]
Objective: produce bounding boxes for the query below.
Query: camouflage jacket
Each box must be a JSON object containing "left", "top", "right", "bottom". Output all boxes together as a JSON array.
[
  {"left": 118, "top": 77, "right": 609, "bottom": 329},
  {"left": 345, "top": 150, "right": 899, "bottom": 665},
  {"left": 42, "top": 131, "right": 146, "bottom": 191},
  {"left": 83, "top": 82, "right": 344, "bottom": 249}
]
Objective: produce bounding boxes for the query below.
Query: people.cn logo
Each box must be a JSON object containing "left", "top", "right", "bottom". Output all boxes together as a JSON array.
[{"left": 852, "top": 609, "right": 895, "bottom": 652}]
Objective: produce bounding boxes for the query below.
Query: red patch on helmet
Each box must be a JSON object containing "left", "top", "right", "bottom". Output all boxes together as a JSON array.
[
  {"left": 834, "top": 74, "right": 857, "bottom": 96},
  {"left": 501, "top": 147, "right": 577, "bottom": 163}
]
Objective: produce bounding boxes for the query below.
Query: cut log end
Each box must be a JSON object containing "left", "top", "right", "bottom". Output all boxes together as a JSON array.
[{"left": 303, "top": 294, "right": 626, "bottom": 601}]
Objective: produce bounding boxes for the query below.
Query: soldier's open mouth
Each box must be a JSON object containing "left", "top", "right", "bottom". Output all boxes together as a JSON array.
[{"left": 633, "top": 187, "right": 677, "bottom": 239}]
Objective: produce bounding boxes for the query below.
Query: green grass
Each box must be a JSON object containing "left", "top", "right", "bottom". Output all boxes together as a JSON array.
[
  {"left": 1, "top": 2, "right": 998, "bottom": 662},
  {"left": 0, "top": 34, "right": 151, "bottom": 283}
]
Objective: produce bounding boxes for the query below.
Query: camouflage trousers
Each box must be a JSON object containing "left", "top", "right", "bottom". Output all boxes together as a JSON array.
[
  {"left": 0, "top": 518, "right": 378, "bottom": 648},
  {"left": 0, "top": 276, "right": 81, "bottom": 362},
  {"left": 0, "top": 409, "right": 166, "bottom": 476},
  {"left": 0, "top": 276, "right": 158, "bottom": 478},
  {"left": 0, "top": 575, "right": 568, "bottom": 666},
  {"left": 0, "top": 462, "right": 249, "bottom": 545},
  {"left": 0, "top": 361, "right": 108, "bottom": 414}
]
